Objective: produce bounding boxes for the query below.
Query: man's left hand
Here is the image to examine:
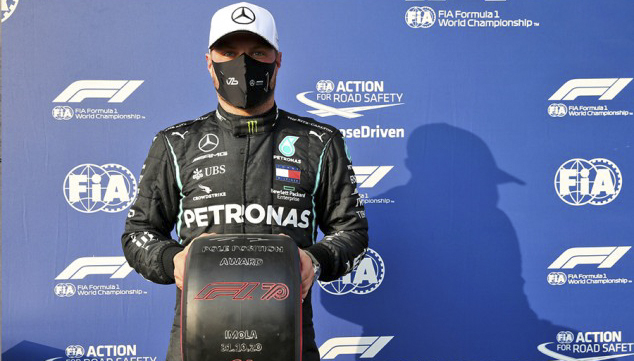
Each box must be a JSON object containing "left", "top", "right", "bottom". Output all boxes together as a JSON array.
[{"left": 298, "top": 249, "right": 315, "bottom": 300}]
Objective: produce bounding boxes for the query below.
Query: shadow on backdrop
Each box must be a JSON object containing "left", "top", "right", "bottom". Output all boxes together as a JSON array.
[{"left": 320, "top": 123, "right": 574, "bottom": 361}]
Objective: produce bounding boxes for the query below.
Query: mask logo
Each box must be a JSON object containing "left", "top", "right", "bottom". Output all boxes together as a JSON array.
[
  {"left": 279, "top": 136, "right": 299, "bottom": 157},
  {"left": 213, "top": 54, "right": 277, "bottom": 109},
  {"left": 231, "top": 6, "right": 256, "bottom": 24}
]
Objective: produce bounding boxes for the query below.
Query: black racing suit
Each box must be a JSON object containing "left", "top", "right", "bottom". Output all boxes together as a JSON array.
[{"left": 121, "top": 104, "right": 369, "bottom": 361}]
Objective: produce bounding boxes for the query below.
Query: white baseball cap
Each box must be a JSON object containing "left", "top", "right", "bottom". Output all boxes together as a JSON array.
[{"left": 208, "top": 2, "right": 279, "bottom": 51}]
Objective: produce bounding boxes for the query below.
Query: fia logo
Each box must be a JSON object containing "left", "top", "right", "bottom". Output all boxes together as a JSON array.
[
  {"left": 53, "top": 283, "right": 77, "bottom": 297},
  {"left": 548, "top": 103, "right": 567, "bottom": 117},
  {"left": 52, "top": 106, "right": 74, "bottom": 120},
  {"left": 554, "top": 158, "right": 622, "bottom": 206},
  {"left": 547, "top": 272, "right": 567, "bottom": 286},
  {"left": 405, "top": 6, "right": 436, "bottom": 29},
  {"left": 1, "top": 0, "right": 18, "bottom": 22},
  {"left": 316, "top": 80, "right": 335, "bottom": 93},
  {"left": 65, "top": 345, "right": 85, "bottom": 358},
  {"left": 226, "top": 77, "right": 239, "bottom": 85},
  {"left": 318, "top": 248, "right": 385, "bottom": 295},
  {"left": 63, "top": 164, "right": 137, "bottom": 213}
]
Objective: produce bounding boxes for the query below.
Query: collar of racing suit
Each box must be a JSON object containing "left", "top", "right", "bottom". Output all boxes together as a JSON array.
[{"left": 214, "top": 103, "right": 279, "bottom": 137}]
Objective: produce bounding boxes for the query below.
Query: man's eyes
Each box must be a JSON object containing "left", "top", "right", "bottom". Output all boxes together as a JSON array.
[{"left": 219, "top": 50, "right": 269, "bottom": 58}]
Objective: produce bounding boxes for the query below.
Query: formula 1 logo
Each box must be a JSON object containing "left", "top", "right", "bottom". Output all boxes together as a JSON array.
[
  {"left": 319, "top": 248, "right": 385, "bottom": 295},
  {"left": 1, "top": 0, "right": 18, "bottom": 22},
  {"left": 63, "top": 164, "right": 137, "bottom": 213},
  {"left": 549, "top": 247, "right": 631, "bottom": 269},
  {"left": 554, "top": 158, "right": 622, "bottom": 206},
  {"left": 195, "top": 282, "right": 290, "bottom": 301},
  {"left": 352, "top": 166, "right": 393, "bottom": 188},
  {"left": 318, "top": 336, "right": 393, "bottom": 359},
  {"left": 549, "top": 78, "right": 632, "bottom": 101},
  {"left": 53, "top": 80, "right": 144, "bottom": 103},
  {"left": 56, "top": 257, "right": 134, "bottom": 280}
]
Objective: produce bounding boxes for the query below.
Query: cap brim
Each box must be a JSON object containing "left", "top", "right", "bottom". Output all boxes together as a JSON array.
[
  {"left": 210, "top": 30, "right": 277, "bottom": 50},
  {"left": 497, "top": 169, "right": 525, "bottom": 185}
]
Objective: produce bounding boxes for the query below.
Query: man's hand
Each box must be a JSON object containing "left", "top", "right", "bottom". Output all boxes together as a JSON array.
[
  {"left": 174, "top": 233, "right": 216, "bottom": 290},
  {"left": 299, "top": 249, "right": 315, "bottom": 300},
  {"left": 173, "top": 242, "right": 191, "bottom": 291}
]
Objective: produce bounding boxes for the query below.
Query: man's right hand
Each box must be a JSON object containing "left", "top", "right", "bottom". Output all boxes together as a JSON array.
[{"left": 174, "top": 233, "right": 216, "bottom": 290}]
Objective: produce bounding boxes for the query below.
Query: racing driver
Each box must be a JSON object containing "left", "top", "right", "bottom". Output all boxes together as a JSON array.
[{"left": 121, "top": 2, "right": 369, "bottom": 361}]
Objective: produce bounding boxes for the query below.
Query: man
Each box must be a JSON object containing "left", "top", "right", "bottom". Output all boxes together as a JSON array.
[{"left": 121, "top": 2, "right": 369, "bottom": 361}]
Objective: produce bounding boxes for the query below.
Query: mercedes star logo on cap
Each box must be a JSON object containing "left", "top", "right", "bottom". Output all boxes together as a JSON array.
[{"left": 231, "top": 6, "right": 256, "bottom": 24}]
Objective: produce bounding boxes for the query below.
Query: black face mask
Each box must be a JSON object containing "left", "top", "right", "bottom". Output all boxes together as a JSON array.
[{"left": 212, "top": 54, "right": 277, "bottom": 109}]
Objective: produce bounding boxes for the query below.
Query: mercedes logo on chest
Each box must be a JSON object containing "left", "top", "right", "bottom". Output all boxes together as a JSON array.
[
  {"left": 231, "top": 6, "right": 256, "bottom": 24},
  {"left": 198, "top": 134, "right": 220, "bottom": 153}
]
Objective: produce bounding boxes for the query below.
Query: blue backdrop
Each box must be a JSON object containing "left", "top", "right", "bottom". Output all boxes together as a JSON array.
[{"left": 3, "top": 1, "right": 634, "bottom": 361}]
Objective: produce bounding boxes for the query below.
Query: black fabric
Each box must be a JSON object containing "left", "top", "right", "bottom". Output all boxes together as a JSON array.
[{"left": 122, "top": 106, "right": 369, "bottom": 360}]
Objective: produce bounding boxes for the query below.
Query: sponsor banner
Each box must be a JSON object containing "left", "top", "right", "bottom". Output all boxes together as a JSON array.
[
  {"left": 405, "top": 6, "right": 540, "bottom": 29},
  {"left": 52, "top": 80, "right": 146, "bottom": 121},
  {"left": 339, "top": 125, "right": 405, "bottom": 139},
  {"left": 547, "top": 247, "right": 632, "bottom": 286},
  {"left": 538, "top": 331, "right": 634, "bottom": 361},
  {"left": 57, "top": 344, "right": 157, "bottom": 361},
  {"left": 54, "top": 257, "right": 147, "bottom": 297},
  {"left": 297, "top": 80, "right": 404, "bottom": 119},
  {"left": 548, "top": 78, "right": 633, "bottom": 118}
]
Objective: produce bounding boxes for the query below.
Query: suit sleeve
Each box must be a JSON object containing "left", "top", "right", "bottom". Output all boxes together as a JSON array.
[
  {"left": 307, "top": 133, "right": 369, "bottom": 282},
  {"left": 121, "top": 132, "right": 184, "bottom": 284}
]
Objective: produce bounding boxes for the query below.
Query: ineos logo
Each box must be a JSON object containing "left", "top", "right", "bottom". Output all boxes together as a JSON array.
[{"left": 231, "top": 6, "right": 255, "bottom": 24}]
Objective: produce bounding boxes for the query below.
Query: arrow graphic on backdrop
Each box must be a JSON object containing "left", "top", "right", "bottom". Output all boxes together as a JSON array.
[
  {"left": 296, "top": 92, "right": 403, "bottom": 119},
  {"left": 537, "top": 343, "right": 634, "bottom": 361}
]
